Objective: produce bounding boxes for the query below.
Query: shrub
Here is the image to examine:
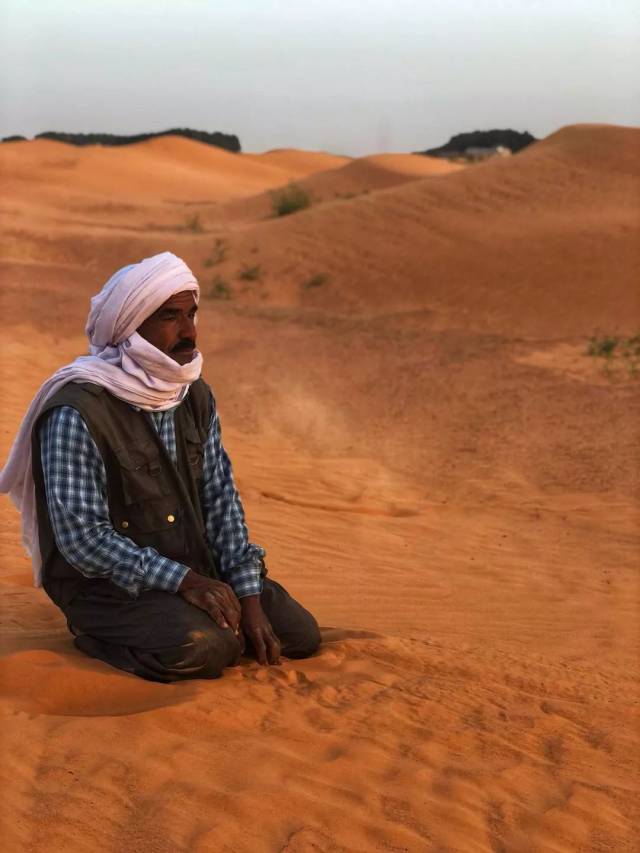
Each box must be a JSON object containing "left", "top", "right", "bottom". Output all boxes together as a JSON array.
[
  {"left": 238, "top": 264, "right": 261, "bottom": 281},
  {"left": 185, "top": 213, "right": 204, "bottom": 233},
  {"left": 207, "top": 275, "right": 231, "bottom": 300},
  {"left": 586, "top": 333, "right": 640, "bottom": 376},
  {"left": 203, "top": 237, "right": 228, "bottom": 267},
  {"left": 302, "top": 272, "right": 329, "bottom": 289},
  {"left": 622, "top": 334, "right": 640, "bottom": 359},
  {"left": 271, "top": 183, "right": 310, "bottom": 217},
  {"left": 586, "top": 335, "right": 618, "bottom": 359}
]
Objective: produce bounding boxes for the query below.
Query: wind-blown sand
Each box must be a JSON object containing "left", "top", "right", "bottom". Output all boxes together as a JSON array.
[{"left": 0, "top": 125, "right": 639, "bottom": 852}]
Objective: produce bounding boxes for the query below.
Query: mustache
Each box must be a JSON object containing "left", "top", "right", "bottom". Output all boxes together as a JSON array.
[{"left": 171, "top": 338, "right": 196, "bottom": 352}]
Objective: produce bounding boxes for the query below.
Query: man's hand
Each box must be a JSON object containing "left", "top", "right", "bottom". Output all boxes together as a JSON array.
[
  {"left": 178, "top": 570, "right": 241, "bottom": 633},
  {"left": 240, "top": 595, "right": 281, "bottom": 665}
]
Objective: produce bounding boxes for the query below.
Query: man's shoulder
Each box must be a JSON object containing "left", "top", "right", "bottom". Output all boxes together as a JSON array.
[
  {"left": 45, "top": 381, "right": 105, "bottom": 410},
  {"left": 188, "top": 377, "right": 212, "bottom": 399},
  {"left": 184, "top": 378, "right": 214, "bottom": 434},
  {"left": 37, "top": 382, "right": 101, "bottom": 425},
  {"left": 37, "top": 384, "right": 109, "bottom": 442},
  {"left": 187, "top": 378, "right": 214, "bottom": 412}
]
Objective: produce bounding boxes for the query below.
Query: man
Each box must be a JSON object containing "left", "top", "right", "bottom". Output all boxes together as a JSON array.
[{"left": 0, "top": 252, "right": 320, "bottom": 682}]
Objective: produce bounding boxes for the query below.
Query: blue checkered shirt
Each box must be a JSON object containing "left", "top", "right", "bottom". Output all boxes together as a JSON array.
[{"left": 39, "top": 397, "right": 265, "bottom": 598}]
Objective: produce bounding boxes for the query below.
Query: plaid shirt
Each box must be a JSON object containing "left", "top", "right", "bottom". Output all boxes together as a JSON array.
[{"left": 39, "top": 397, "right": 265, "bottom": 599}]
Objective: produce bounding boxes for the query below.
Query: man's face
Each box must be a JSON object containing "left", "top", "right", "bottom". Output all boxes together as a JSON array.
[{"left": 136, "top": 290, "right": 198, "bottom": 365}]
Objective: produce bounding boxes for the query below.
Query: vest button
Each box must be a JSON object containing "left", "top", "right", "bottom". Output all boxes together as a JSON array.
[
  {"left": 167, "top": 514, "right": 175, "bottom": 523},
  {"left": 121, "top": 521, "right": 129, "bottom": 529}
]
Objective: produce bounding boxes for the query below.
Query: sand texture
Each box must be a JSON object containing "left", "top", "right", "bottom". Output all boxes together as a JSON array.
[{"left": 1, "top": 125, "right": 639, "bottom": 852}]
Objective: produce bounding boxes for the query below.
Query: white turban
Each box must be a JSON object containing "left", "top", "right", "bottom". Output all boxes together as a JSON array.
[
  {"left": 0, "top": 251, "right": 203, "bottom": 585},
  {"left": 87, "top": 251, "right": 200, "bottom": 349}
]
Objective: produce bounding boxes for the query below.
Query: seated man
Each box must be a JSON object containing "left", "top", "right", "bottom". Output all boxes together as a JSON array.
[{"left": 0, "top": 252, "right": 320, "bottom": 682}]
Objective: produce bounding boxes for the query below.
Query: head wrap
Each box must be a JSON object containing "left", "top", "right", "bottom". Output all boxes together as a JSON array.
[{"left": 0, "top": 251, "right": 203, "bottom": 585}]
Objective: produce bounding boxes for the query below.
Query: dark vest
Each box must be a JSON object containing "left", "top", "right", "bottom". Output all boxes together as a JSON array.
[{"left": 31, "top": 379, "right": 219, "bottom": 607}]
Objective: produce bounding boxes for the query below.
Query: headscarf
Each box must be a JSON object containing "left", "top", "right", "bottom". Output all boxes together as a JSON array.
[{"left": 0, "top": 251, "right": 203, "bottom": 585}]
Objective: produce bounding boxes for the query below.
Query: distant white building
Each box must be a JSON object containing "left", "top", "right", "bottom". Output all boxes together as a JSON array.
[{"left": 463, "top": 145, "right": 512, "bottom": 162}]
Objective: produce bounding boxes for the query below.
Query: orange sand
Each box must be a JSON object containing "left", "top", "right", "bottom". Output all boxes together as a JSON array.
[
  {"left": 0, "top": 125, "right": 639, "bottom": 852},
  {"left": 245, "top": 148, "right": 352, "bottom": 178}
]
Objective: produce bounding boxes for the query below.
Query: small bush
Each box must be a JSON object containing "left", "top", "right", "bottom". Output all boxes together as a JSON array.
[
  {"left": 203, "top": 237, "right": 228, "bottom": 267},
  {"left": 206, "top": 275, "right": 232, "bottom": 300},
  {"left": 586, "top": 333, "right": 640, "bottom": 376},
  {"left": 621, "top": 334, "right": 640, "bottom": 360},
  {"left": 622, "top": 335, "right": 640, "bottom": 376},
  {"left": 302, "top": 272, "right": 329, "bottom": 290},
  {"left": 586, "top": 335, "right": 618, "bottom": 359},
  {"left": 271, "top": 183, "right": 310, "bottom": 217},
  {"left": 185, "top": 213, "right": 204, "bottom": 233},
  {"left": 238, "top": 264, "right": 261, "bottom": 282}
]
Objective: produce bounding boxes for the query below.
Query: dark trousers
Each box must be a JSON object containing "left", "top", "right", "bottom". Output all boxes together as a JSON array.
[{"left": 55, "top": 578, "right": 320, "bottom": 682}]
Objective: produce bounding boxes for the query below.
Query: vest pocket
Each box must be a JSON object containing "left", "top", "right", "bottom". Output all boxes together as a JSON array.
[
  {"left": 113, "top": 442, "right": 171, "bottom": 506},
  {"left": 112, "top": 443, "right": 185, "bottom": 556},
  {"left": 112, "top": 500, "right": 187, "bottom": 563},
  {"left": 184, "top": 424, "right": 205, "bottom": 479}
]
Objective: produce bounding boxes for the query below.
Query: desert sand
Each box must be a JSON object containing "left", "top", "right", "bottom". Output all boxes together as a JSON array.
[{"left": 0, "top": 125, "right": 638, "bottom": 852}]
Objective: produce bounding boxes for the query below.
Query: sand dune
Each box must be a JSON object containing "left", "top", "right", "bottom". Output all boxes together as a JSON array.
[
  {"left": 245, "top": 148, "right": 352, "bottom": 178},
  {"left": 0, "top": 124, "right": 638, "bottom": 852},
  {"left": 223, "top": 152, "right": 463, "bottom": 222},
  {"left": 0, "top": 136, "right": 302, "bottom": 202},
  {"left": 301, "top": 152, "right": 462, "bottom": 198},
  {"left": 205, "top": 124, "right": 640, "bottom": 337}
]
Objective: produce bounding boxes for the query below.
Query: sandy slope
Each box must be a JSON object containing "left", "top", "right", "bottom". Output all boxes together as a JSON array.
[
  {"left": 0, "top": 136, "right": 308, "bottom": 202},
  {"left": 203, "top": 124, "right": 640, "bottom": 336},
  {"left": 223, "top": 152, "right": 463, "bottom": 222},
  {"left": 245, "top": 148, "right": 352, "bottom": 178},
  {"left": 0, "top": 125, "right": 639, "bottom": 852},
  {"left": 300, "top": 153, "right": 463, "bottom": 199}
]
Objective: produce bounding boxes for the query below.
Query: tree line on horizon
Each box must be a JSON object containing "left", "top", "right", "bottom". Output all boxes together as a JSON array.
[
  {"left": 1, "top": 126, "right": 536, "bottom": 156},
  {"left": 1, "top": 128, "right": 241, "bottom": 152}
]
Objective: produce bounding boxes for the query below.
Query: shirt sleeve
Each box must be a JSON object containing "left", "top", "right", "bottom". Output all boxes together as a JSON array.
[
  {"left": 40, "top": 406, "right": 189, "bottom": 596},
  {"left": 201, "top": 398, "right": 265, "bottom": 598}
]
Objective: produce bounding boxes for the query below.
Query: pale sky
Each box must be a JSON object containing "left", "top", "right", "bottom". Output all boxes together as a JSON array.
[{"left": 1, "top": 0, "right": 638, "bottom": 155}]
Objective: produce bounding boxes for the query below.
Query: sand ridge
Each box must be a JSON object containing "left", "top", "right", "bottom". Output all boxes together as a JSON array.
[
  {"left": 217, "top": 151, "right": 463, "bottom": 224},
  {"left": 244, "top": 148, "right": 352, "bottom": 178},
  {"left": 0, "top": 136, "right": 320, "bottom": 202},
  {"left": 300, "top": 152, "right": 463, "bottom": 198},
  {"left": 0, "top": 124, "right": 639, "bottom": 852}
]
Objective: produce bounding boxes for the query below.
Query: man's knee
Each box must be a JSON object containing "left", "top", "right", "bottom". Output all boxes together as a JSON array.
[
  {"left": 258, "top": 578, "right": 321, "bottom": 660},
  {"left": 281, "top": 615, "right": 321, "bottom": 660},
  {"left": 175, "top": 625, "right": 241, "bottom": 677}
]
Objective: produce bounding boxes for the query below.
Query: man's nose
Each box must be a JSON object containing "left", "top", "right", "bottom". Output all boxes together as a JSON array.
[{"left": 179, "top": 313, "right": 196, "bottom": 339}]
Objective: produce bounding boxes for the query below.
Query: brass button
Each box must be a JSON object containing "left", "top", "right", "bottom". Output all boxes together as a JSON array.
[
  {"left": 121, "top": 521, "right": 129, "bottom": 529},
  {"left": 167, "top": 514, "right": 175, "bottom": 523}
]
